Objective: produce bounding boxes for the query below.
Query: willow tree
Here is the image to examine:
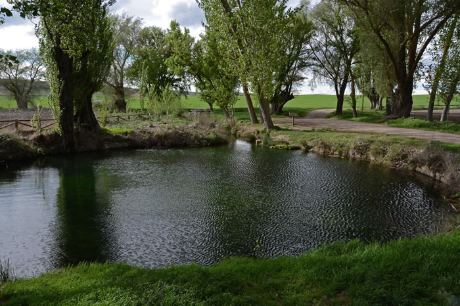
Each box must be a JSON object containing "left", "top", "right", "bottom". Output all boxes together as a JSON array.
[
  {"left": 199, "top": 0, "right": 294, "bottom": 130},
  {"left": 128, "top": 22, "right": 191, "bottom": 115},
  {"left": 425, "top": 16, "right": 458, "bottom": 121},
  {"left": 270, "top": 4, "right": 313, "bottom": 114},
  {"left": 105, "top": 14, "right": 142, "bottom": 112},
  {"left": 309, "top": 0, "right": 359, "bottom": 115},
  {"left": 198, "top": 0, "right": 259, "bottom": 124},
  {"left": 191, "top": 31, "right": 239, "bottom": 116},
  {"left": 38, "top": 0, "right": 114, "bottom": 151},
  {"left": 438, "top": 22, "right": 460, "bottom": 122},
  {"left": 343, "top": 0, "right": 460, "bottom": 118}
]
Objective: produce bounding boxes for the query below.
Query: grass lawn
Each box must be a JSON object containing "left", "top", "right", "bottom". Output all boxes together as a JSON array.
[{"left": 2, "top": 230, "right": 460, "bottom": 305}]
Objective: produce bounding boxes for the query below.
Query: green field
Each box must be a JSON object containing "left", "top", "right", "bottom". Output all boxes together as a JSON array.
[
  {"left": 2, "top": 94, "right": 452, "bottom": 112},
  {"left": 2, "top": 230, "right": 460, "bottom": 305}
]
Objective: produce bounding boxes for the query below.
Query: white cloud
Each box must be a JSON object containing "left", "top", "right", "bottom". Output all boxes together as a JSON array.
[{"left": 0, "top": 24, "right": 38, "bottom": 50}]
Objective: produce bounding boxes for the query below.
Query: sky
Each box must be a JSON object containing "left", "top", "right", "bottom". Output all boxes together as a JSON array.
[{"left": 0, "top": 0, "right": 427, "bottom": 95}]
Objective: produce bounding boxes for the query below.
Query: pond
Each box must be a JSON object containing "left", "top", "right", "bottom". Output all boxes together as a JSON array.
[{"left": 0, "top": 141, "right": 453, "bottom": 277}]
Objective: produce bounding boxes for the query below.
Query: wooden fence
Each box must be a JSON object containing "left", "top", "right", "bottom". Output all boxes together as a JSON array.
[{"left": 0, "top": 113, "right": 153, "bottom": 133}]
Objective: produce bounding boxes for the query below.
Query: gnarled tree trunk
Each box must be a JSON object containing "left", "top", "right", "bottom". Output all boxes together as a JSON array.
[
  {"left": 270, "top": 90, "right": 295, "bottom": 115},
  {"left": 15, "top": 93, "right": 29, "bottom": 110},
  {"left": 54, "top": 45, "right": 75, "bottom": 152},
  {"left": 114, "top": 85, "right": 126, "bottom": 113},
  {"left": 75, "top": 94, "right": 99, "bottom": 132}
]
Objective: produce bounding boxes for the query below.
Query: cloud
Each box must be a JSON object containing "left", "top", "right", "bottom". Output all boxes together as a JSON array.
[
  {"left": 170, "top": 1, "right": 204, "bottom": 27},
  {"left": 0, "top": 24, "right": 37, "bottom": 50}
]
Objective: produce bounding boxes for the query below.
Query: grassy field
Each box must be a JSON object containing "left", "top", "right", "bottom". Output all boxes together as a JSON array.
[
  {"left": 2, "top": 230, "right": 460, "bottom": 305},
  {"left": 2, "top": 94, "right": 453, "bottom": 112}
]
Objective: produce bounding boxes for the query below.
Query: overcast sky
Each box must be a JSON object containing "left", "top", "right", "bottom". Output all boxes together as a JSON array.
[{"left": 0, "top": 0, "right": 427, "bottom": 94}]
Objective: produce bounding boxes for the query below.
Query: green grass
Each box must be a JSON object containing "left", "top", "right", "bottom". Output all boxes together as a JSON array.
[
  {"left": 387, "top": 118, "right": 460, "bottom": 134},
  {"left": 0, "top": 96, "right": 50, "bottom": 110},
  {"left": 334, "top": 110, "right": 460, "bottom": 135},
  {"left": 1, "top": 94, "right": 457, "bottom": 112},
  {"left": 2, "top": 231, "right": 460, "bottom": 305}
]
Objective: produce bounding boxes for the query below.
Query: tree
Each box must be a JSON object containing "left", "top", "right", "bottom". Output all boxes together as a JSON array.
[
  {"left": 191, "top": 31, "right": 239, "bottom": 116},
  {"left": 200, "top": 0, "right": 296, "bottom": 129},
  {"left": 438, "top": 20, "right": 460, "bottom": 122},
  {"left": 73, "top": 8, "right": 113, "bottom": 132},
  {"left": 105, "top": 14, "right": 142, "bottom": 113},
  {"left": 425, "top": 16, "right": 458, "bottom": 121},
  {"left": 343, "top": 0, "right": 460, "bottom": 117},
  {"left": 269, "top": 5, "right": 313, "bottom": 114},
  {"left": 198, "top": 0, "right": 259, "bottom": 124},
  {"left": 129, "top": 22, "right": 191, "bottom": 112},
  {"left": 0, "top": 49, "right": 44, "bottom": 109},
  {"left": 164, "top": 21, "right": 194, "bottom": 95},
  {"left": 38, "top": 0, "right": 114, "bottom": 151},
  {"left": 309, "top": 0, "right": 359, "bottom": 115}
]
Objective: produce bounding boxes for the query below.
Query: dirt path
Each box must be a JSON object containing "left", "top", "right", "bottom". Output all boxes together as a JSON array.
[{"left": 275, "top": 116, "right": 460, "bottom": 144}]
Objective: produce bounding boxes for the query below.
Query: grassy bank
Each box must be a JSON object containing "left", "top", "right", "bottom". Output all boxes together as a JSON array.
[
  {"left": 335, "top": 110, "right": 460, "bottom": 134},
  {"left": 1, "top": 230, "right": 460, "bottom": 305}
]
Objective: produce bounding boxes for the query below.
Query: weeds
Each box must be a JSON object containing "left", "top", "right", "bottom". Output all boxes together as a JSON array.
[{"left": 0, "top": 259, "right": 14, "bottom": 284}]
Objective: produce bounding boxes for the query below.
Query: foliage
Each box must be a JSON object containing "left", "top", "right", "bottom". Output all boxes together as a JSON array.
[
  {"left": 129, "top": 21, "right": 191, "bottom": 113},
  {"left": 269, "top": 3, "right": 313, "bottom": 114},
  {"left": 146, "top": 85, "right": 182, "bottom": 118},
  {"left": 190, "top": 31, "right": 239, "bottom": 115}
]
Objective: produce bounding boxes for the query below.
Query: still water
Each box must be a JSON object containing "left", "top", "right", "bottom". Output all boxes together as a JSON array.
[{"left": 0, "top": 141, "right": 452, "bottom": 277}]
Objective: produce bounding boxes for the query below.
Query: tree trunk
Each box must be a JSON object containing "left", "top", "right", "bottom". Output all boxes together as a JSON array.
[
  {"left": 427, "top": 17, "right": 457, "bottom": 121},
  {"left": 15, "top": 94, "right": 29, "bottom": 110},
  {"left": 335, "top": 77, "right": 348, "bottom": 115},
  {"left": 441, "top": 103, "right": 450, "bottom": 122},
  {"left": 350, "top": 74, "right": 358, "bottom": 118},
  {"left": 378, "top": 97, "right": 384, "bottom": 111},
  {"left": 440, "top": 73, "right": 460, "bottom": 122},
  {"left": 208, "top": 102, "right": 214, "bottom": 112},
  {"left": 114, "top": 85, "right": 126, "bottom": 113},
  {"left": 75, "top": 93, "right": 99, "bottom": 132},
  {"left": 392, "top": 80, "right": 414, "bottom": 118},
  {"left": 336, "top": 94, "right": 345, "bottom": 115},
  {"left": 259, "top": 104, "right": 264, "bottom": 124},
  {"left": 270, "top": 90, "right": 294, "bottom": 115},
  {"left": 243, "top": 83, "right": 258, "bottom": 124},
  {"left": 259, "top": 97, "right": 274, "bottom": 130},
  {"left": 54, "top": 46, "right": 75, "bottom": 152}
]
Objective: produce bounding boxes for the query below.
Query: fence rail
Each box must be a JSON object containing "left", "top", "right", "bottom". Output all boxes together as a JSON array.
[{"left": 0, "top": 113, "right": 153, "bottom": 132}]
